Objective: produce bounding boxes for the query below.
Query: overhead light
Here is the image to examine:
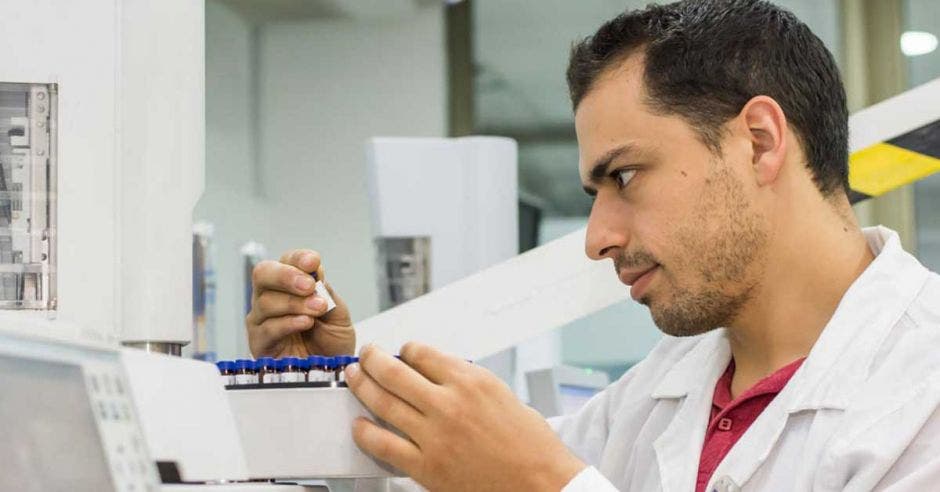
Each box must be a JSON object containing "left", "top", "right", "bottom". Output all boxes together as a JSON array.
[{"left": 901, "top": 31, "right": 938, "bottom": 57}]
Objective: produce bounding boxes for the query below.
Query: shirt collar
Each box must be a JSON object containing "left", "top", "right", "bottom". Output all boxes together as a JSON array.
[{"left": 651, "top": 226, "right": 929, "bottom": 409}]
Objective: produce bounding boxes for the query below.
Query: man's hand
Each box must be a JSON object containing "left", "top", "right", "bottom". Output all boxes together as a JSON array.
[
  {"left": 346, "top": 343, "right": 587, "bottom": 491},
  {"left": 246, "top": 249, "right": 355, "bottom": 357}
]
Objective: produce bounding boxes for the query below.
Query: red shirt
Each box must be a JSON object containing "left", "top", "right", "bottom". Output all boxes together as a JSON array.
[{"left": 695, "top": 357, "right": 805, "bottom": 492}]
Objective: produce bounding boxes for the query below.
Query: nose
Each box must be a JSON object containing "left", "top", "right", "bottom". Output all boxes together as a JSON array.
[{"left": 584, "top": 192, "right": 629, "bottom": 261}]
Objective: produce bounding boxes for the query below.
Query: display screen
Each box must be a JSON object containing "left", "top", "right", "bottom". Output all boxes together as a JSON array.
[
  {"left": 0, "top": 355, "right": 114, "bottom": 491},
  {"left": 558, "top": 384, "right": 600, "bottom": 415}
]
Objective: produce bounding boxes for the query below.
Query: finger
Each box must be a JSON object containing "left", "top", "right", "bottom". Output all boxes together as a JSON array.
[
  {"left": 399, "top": 341, "right": 473, "bottom": 385},
  {"left": 252, "top": 260, "right": 316, "bottom": 297},
  {"left": 255, "top": 314, "right": 314, "bottom": 343},
  {"left": 356, "top": 345, "right": 437, "bottom": 412},
  {"left": 345, "top": 363, "right": 424, "bottom": 438},
  {"left": 255, "top": 290, "right": 331, "bottom": 319},
  {"left": 279, "top": 249, "right": 321, "bottom": 274},
  {"left": 352, "top": 417, "right": 422, "bottom": 475}
]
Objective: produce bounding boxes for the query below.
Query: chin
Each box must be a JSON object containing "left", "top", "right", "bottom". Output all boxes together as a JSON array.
[{"left": 649, "top": 307, "right": 718, "bottom": 338}]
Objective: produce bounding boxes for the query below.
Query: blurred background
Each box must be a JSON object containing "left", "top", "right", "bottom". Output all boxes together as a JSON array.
[{"left": 197, "top": 0, "right": 940, "bottom": 384}]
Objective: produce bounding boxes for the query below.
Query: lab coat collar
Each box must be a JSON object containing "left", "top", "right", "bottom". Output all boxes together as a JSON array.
[
  {"left": 650, "top": 226, "right": 929, "bottom": 410},
  {"left": 650, "top": 226, "right": 929, "bottom": 492},
  {"left": 786, "top": 226, "right": 929, "bottom": 412}
]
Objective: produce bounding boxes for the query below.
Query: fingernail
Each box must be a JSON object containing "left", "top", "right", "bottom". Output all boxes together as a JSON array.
[
  {"left": 292, "top": 315, "right": 310, "bottom": 328},
  {"left": 306, "top": 297, "right": 326, "bottom": 311},
  {"left": 294, "top": 276, "right": 314, "bottom": 291},
  {"left": 359, "top": 343, "right": 374, "bottom": 357},
  {"left": 345, "top": 363, "right": 360, "bottom": 379}
]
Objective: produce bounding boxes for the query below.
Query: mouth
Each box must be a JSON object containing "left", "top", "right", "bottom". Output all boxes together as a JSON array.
[{"left": 618, "top": 265, "right": 659, "bottom": 301}]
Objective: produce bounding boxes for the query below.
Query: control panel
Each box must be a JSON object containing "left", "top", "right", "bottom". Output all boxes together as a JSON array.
[{"left": 0, "top": 329, "right": 160, "bottom": 491}]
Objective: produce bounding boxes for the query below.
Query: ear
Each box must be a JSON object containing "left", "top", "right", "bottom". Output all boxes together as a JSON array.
[{"left": 739, "top": 96, "right": 788, "bottom": 188}]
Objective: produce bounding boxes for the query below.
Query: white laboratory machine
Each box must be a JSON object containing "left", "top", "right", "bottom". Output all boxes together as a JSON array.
[
  {"left": 526, "top": 365, "right": 610, "bottom": 418},
  {"left": 0, "top": 0, "right": 389, "bottom": 490}
]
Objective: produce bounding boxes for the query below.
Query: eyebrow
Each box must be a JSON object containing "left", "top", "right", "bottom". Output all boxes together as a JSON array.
[{"left": 581, "top": 144, "right": 635, "bottom": 196}]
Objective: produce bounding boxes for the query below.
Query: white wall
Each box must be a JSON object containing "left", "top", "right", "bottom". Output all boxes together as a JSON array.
[{"left": 200, "top": 2, "right": 447, "bottom": 359}]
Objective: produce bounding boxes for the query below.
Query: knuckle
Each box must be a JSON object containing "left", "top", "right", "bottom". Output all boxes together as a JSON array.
[
  {"left": 373, "top": 436, "right": 393, "bottom": 460},
  {"left": 260, "top": 316, "right": 288, "bottom": 336},
  {"left": 384, "top": 401, "right": 407, "bottom": 424},
  {"left": 279, "top": 249, "right": 298, "bottom": 263},
  {"left": 256, "top": 291, "right": 276, "bottom": 313},
  {"left": 287, "top": 294, "right": 307, "bottom": 313},
  {"left": 385, "top": 361, "right": 408, "bottom": 381},
  {"left": 400, "top": 341, "right": 424, "bottom": 363},
  {"left": 374, "top": 390, "right": 397, "bottom": 412},
  {"left": 359, "top": 344, "right": 377, "bottom": 365},
  {"left": 251, "top": 261, "right": 273, "bottom": 285}
]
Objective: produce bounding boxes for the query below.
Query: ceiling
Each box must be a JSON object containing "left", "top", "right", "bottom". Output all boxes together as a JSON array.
[{"left": 221, "top": 0, "right": 436, "bottom": 24}]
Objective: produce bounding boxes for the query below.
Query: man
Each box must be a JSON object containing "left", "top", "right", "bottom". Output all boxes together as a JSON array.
[{"left": 246, "top": 1, "right": 940, "bottom": 490}]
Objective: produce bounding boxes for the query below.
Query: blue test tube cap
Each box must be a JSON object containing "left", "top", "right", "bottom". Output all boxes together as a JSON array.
[
  {"left": 298, "top": 358, "right": 311, "bottom": 370},
  {"left": 234, "top": 359, "right": 252, "bottom": 371},
  {"left": 256, "top": 357, "right": 276, "bottom": 370},
  {"left": 284, "top": 357, "right": 300, "bottom": 367},
  {"left": 274, "top": 358, "right": 287, "bottom": 370},
  {"left": 323, "top": 357, "right": 337, "bottom": 369},
  {"left": 216, "top": 360, "right": 232, "bottom": 372},
  {"left": 307, "top": 355, "right": 323, "bottom": 367}
]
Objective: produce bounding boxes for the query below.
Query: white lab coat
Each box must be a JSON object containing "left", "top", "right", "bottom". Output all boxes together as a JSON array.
[
  {"left": 358, "top": 226, "right": 940, "bottom": 492},
  {"left": 559, "top": 226, "right": 940, "bottom": 491}
]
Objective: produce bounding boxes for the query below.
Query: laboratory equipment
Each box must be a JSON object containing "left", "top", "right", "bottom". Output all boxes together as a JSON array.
[
  {"left": 0, "top": 0, "right": 202, "bottom": 352},
  {"left": 241, "top": 241, "right": 267, "bottom": 315},
  {"left": 366, "top": 136, "right": 524, "bottom": 387},
  {"left": 192, "top": 222, "right": 218, "bottom": 361},
  {"left": 526, "top": 365, "right": 610, "bottom": 418},
  {"left": 0, "top": 83, "right": 55, "bottom": 311},
  {"left": 257, "top": 357, "right": 278, "bottom": 384},
  {"left": 0, "top": 328, "right": 159, "bottom": 491}
]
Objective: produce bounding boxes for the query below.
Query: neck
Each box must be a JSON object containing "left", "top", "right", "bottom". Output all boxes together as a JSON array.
[{"left": 725, "top": 193, "right": 875, "bottom": 398}]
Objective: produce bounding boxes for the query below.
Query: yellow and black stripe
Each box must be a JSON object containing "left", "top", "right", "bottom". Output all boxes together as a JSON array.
[{"left": 848, "top": 119, "right": 940, "bottom": 203}]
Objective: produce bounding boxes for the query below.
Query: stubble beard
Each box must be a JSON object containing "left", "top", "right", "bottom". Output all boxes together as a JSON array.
[{"left": 644, "top": 163, "right": 768, "bottom": 337}]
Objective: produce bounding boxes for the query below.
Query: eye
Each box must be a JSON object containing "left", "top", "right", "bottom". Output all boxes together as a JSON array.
[{"left": 612, "top": 169, "right": 637, "bottom": 190}]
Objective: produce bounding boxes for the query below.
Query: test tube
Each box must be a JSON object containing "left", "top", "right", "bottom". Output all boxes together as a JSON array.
[
  {"left": 323, "top": 357, "right": 338, "bottom": 385},
  {"left": 257, "top": 357, "right": 278, "bottom": 384},
  {"left": 297, "top": 357, "right": 311, "bottom": 382},
  {"left": 234, "top": 359, "right": 258, "bottom": 385},
  {"left": 306, "top": 355, "right": 322, "bottom": 382},
  {"left": 310, "top": 272, "right": 337, "bottom": 313},
  {"left": 216, "top": 360, "right": 235, "bottom": 386},
  {"left": 280, "top": 357, "right": 305, "bottom": 383}
]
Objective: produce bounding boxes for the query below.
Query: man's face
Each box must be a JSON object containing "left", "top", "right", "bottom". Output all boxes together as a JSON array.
[{"left": 576, "top": 55, "right": 769, "bottom": 337}]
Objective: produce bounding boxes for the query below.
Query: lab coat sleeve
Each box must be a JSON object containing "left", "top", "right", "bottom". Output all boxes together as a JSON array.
[{"left": 562, "top": 466, "right": 622, "bottom": 492}]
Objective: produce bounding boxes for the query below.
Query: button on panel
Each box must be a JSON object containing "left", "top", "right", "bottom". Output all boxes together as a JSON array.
[{"left": 85, "top": 364, "right": 159, "bottom": 490}]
